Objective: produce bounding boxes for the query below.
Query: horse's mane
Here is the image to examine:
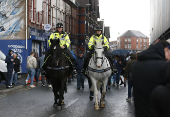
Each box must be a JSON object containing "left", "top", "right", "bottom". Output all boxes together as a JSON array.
[
  {"left": 48, "top": 39, "right": 69, "bottom": 67},
  {"left": 95, "top": 41, "right": 103, "bottom": 48}
]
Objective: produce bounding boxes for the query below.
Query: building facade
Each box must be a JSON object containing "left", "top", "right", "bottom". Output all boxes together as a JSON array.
[
  {"left": 0, "top": 0, "right": 78, "bottom": 73},
  {"left": 117, "top": 30, "right": 149, "bottom": 52},
  {"left": 150, "top": 0, "right": 170, "bottom": 44},
  {"left": 109, "top": 41, "right": 117, "bottom": 52},
  {"left": 76, "top": 0, "right": 100, "bottom": 53}
]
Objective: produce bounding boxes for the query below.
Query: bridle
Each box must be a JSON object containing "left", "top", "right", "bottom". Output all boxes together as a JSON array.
[
  {"left": 52, "top": 45, "right": 63, "bottom": 66},
  {"left": 93, "top": 47, "right": 105, "bottom": 67}
]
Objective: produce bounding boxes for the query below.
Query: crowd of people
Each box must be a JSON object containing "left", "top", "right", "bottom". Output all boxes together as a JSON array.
[{"left": 4, "top": 22, "right": 170, "bottom": 116}]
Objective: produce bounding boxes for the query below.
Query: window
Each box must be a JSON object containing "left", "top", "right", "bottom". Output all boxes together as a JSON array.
[
  {"left": 128, "top": 38, "right": 131, "bottom": 42},
  {"left": 31, "top": 0, "right": 33, "bottom": 21},
  {"left": 46, "top": 3, "right": 48, "bottom": 24},
  {"left": 125, "top": 44, "right": 127, "bottom": 49},
  {"left": 136, "top": 43, "right": 138, "bottom": 49},
  {"left": 144, "top": 39, "right": 147, "bottom": 42},
  {"left": 136, "top": 38, "right": 138, "bottom": 42},
  {"left": 141, "top": 38, "right": 143, "bottom": 43},
  {"left": 36, "top": 12, "right": 39, "bottom": 22},
  {"left": 51, "top": 8, "right": 53, "bottom": 26},
  {"left": 144, "top": 44, "right": 147, "bottom": 49},
  {"left": 32, "top": 42, "right": 40, "bottom": 56},
  {"left": 128, "top": 44, "right": 131, "bottom": 49},
  {"left": 124, "top": 38, "right": 127, "bottom": 42}
]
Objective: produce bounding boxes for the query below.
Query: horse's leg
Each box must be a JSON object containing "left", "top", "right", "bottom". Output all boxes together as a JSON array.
[
  {"left": 91, "top": 78, "right": 99, "bottom": 110},
  {"left": 58, "top": 81, "right": 65, "bottom": 110},
  {"left": 52, "top": 85, "right": 59, "bottom": 108},
  {"left": 100, "top": 78, "right": 108, "bottom": 108}
]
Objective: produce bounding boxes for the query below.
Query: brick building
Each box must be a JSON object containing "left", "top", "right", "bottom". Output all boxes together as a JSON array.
[
  {"left": 109, "top": 41, "right": 117, "bottom": 52},
  {"left": 76, "top": 0, "right": 100, "bottom": 53},
  {"left": 117, "top": 30, "right": 149, "bottom": 52}
]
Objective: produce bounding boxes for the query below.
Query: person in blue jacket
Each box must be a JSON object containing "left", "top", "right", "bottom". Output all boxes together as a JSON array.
[
  {"left": 5, "top": 49, "right": 14, "bottom": 88},
  {"left": 75, "top": 51, "right": 84, "bottom": 90},
  {"left": 113, "top": 55, "right": 123, "bottom": 87}
]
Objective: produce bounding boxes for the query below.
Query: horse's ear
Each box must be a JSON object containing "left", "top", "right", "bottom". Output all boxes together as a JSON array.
[
  {"left": 50, "top": 39, "right": 53, "bottom": 43},
  {"left": 102, "top": 41, "right": 104, "bottom": 45},
  {"left": 94, "top": 41, "right": 96, "bottom": 45}
]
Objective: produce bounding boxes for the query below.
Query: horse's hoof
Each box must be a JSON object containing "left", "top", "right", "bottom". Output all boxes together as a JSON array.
[
  {"left": 57, "top": 106, "right": 62, "bottom": 110},
  {"left": 94, "top": 106, "right": 100, "bottom": 110},
  {"left": 100, "top": 104, "right": 105, "bottom": 108},
  {"left": 61, "top": 100, "right": 65, "bottom": 105},
  {"left": 53, "top": 104, "right": 58, "bottom": 108}
]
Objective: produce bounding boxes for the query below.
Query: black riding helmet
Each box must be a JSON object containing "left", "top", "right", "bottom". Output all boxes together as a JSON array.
[
  {"left": 56, "top": 23, "right": 63, "bottom": 28},
  {"left": 95, "top": 27, "right": 102, "bottom": 31}
]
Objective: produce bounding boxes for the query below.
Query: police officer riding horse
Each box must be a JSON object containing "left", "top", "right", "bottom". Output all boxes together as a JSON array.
[
  {"left": 42, "top": 23, "right": 77, "bottom": 76},
  {"left": 81, "top": 27, "right": 114, "bottom": 75}
]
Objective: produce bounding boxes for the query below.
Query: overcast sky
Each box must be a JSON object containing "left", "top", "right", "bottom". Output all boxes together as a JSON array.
[{"left": 99, "top": 0, "right": 150, "bottom": 41}]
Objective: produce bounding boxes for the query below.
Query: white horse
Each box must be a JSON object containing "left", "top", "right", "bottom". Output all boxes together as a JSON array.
[{"left": 86, "top": 41, "right": 112, "bottom": 110}]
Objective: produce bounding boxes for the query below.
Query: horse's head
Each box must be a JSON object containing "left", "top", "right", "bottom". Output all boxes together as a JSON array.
[
  {"left": 50, "top": 39, "right": 63, "bottom": 66},
  {"left": 93, "top": 41, "right": 105, "bottom": 68}
]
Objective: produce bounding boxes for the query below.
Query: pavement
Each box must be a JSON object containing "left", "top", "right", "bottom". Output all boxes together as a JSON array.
[
  {"left": 0, "top": 77, "right": 135, "bottom": 117},
  {"left": 0, "top": 73, "right": 27, "bottom": 91}
]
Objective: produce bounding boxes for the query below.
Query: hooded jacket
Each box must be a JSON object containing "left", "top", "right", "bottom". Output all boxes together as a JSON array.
[
  {"left": 75, "top": 55, "right": 84, "bottom": 73},
  {"left": 5, "top": 49, "right": 14, "bottom": 68},
  {"left": 131, "top": 42, "right": 169, "bottom": 117},
  {"left": 124, "top": 53, "right": 136, "bottom": 78}
]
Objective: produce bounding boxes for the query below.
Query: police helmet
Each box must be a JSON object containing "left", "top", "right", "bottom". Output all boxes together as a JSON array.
[
  {"left": 56, "top": 23, "right": 63, "bottom": 28},
  {"left": 95, "top": 27, "right": 102, "bottom": 31}
]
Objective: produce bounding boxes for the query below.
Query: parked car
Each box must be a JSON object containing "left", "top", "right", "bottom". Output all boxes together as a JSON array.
[{"left": 0, "top": 50, "right": 7, "bottom": 82}]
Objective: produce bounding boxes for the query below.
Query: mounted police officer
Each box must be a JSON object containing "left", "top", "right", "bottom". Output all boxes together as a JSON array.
[
  {"left": 81, "top": 27, "right": 114, "bottom": 75},
  {"left": 42, "top": 23, "right": 77, "bottom": 76}
]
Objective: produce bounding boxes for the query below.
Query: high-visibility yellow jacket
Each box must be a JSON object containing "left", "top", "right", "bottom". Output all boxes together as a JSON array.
[
  {"left": 88, "top": 34, "right": 109, "bottom": 49},
  {"left": 48, "top": 32, "right": 71, "bottom": 48}
]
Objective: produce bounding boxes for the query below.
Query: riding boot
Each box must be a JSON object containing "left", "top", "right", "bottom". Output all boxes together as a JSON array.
[
  {"left": 63, "top": 49, "right": 77, "bottom": 76},
  {"left": 105, "top": 55, "right": 114, "bottom": 75},
  {"left": 81, "top": 51, "right": 92, "bottom": 75},
  {"left": 70, "top": 59, "right": 77, "bottom": 76}
]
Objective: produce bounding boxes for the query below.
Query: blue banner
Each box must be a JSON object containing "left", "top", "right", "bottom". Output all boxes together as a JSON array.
[{"left": 0, "top": 40, "right": 32, "bottom": 73}]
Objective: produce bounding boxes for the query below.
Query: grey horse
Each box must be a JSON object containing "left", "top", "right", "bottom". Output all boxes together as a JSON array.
[{"left": 86, "top": 41, "right": 112, "bottom": 110}]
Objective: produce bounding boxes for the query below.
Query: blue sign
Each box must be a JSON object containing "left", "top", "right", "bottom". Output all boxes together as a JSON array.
[
  {"left": 0, "top": 40, "right": 31, "bottom": 73},
  {"left": 44, "top": 24, "right": 51, "bottom": 31}
]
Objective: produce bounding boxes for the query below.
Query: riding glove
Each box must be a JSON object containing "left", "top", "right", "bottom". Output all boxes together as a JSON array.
[{"left": 104, "top": 46, "right": 107, "bottom": 51}]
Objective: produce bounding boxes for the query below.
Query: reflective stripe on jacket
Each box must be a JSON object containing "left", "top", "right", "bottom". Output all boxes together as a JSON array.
[
  {"left": 48, "top": 32, "right": 70, "bottom": 47},
  {"left": 88, "top": 34, "right": 109, "bottom": 49}
]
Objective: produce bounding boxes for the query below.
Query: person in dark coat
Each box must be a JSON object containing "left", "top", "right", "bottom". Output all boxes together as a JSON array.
[
  {"left": 131, "top": 40, "right": 170, "bottom": 117},
  {"left": 5, "top": 49, "right": 14, "bottom": 88},
  {"left": 151, "top": 58, "right": 170, "bottom": 117},
  {"left": 75, "top": 51, "right": 84, "bottom": 90},
  {"left": 10, "top": 53, "right": 20, "bottom": 85},
  {"left": 113, "top": 55, "right": 123, "bottom": 86},
  {"left": 124, "top": 53, "right": 136, "bottom": 102}
]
